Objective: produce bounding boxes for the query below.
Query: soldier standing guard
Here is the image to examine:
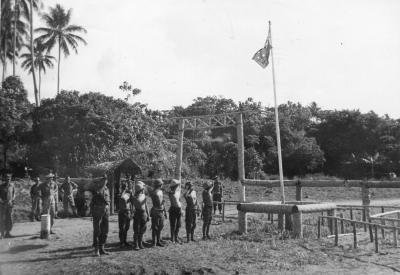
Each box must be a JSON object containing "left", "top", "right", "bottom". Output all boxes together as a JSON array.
[
  {"left": 39, "top": 173, "right": 58, "bottom": 233},
  {"left": 184, "top": 181, "right": 198, "bottom": 242},
  {"left": 90, "top": 176, "right": 111, "bottom": 256},
  {"left": 61, "top": 176, "right": 78, "bottom": 217},
  {"left": 118, "top": 182, "right": 133, "bottom": 247},
  {"left": 0, "top": 173, "right": 16, "bottom": 238},
  {"left": 202, "top": 181, "right": 214, "bottom": 240},
  {"left": 30, "top": 177, "right": 42, "bottom": 221},
  {"left": 131, "top": 181, "right": 149, "bottom": 250},
  {"left": 149, "top": 178, "right": 167, "bottom": 247},
  {"left": 212, "top": 176, "right": 223, "bottom": 215},
  {"left": 53, "top": 174, "right": 60, "bottom": 219},
  {"left": 168, "top": 179, "right": 182, "bottom": 243}
]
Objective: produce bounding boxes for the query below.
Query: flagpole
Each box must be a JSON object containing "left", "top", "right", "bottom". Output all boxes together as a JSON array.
[{"left": 268, "top": 21, "right": 285, "bottom": 204}]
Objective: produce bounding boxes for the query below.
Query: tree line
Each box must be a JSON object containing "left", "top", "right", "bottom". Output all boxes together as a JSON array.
[
  {"left": 1, "top": 77, "right": 399, "bottom": 180},
  {"left": 0, "top": 1, "right": 86, "bottom": 106}
]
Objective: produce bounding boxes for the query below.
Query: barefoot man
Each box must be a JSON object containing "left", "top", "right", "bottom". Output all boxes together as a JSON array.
[
  {"left": 168, "top": 179, "right": 182, "bottom": 244},
  {"left": 131, "top": 181, "right": 149, "bottom": 250},
  {"left": 202, "top": 181, "right": 214, "bottom": 240},
  {"left": 149, "top": 178, "right": 167, "bottom": 247},
  {"left": 184, "top": 181, "right": 198, "bottom": 242}
]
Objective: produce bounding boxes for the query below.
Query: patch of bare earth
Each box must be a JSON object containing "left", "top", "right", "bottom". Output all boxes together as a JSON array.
[{"left": 2, "top": 179, "right": 400, "bottom": 274}]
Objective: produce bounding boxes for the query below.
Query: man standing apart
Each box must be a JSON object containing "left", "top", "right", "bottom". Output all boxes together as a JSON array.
[
  {"left": 90, "top": 176, "right": 110, "bottom": 256},
  {"left": 168, "top": 179, "right": 182, "bottom": 244},
  {"left": 150, "top": 178, "right": 167, "bottom": 247},
  {"left": 212, "top": 176, "right": 223, "bottom": 215},
  {"left": 61, "top": 176, "right": 78, "bottom": 217},
  {"left": 0, "top": 173, "right": 16, "bottom": 238},
  {"left": 118, "top": 182, "right": 133, "bottom": 247},
  {"left": 30, "top": 177, "right": 42, "bottom": 221},
  {"left": 184, "top": 181, "right": 198, "bottom": 242},
  {"left": 39, "top": 173, "right": 58, "bottom": 233},
  {"left": 202, "top": 181, "right": 214, "bottom": 240},
  {"left": 131, "top": 181, "right": 149, "bottom": 250}
]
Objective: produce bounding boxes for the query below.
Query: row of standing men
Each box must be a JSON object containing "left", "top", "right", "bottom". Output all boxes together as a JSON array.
[{"left": 91, "top": 176, "right": 223, "bottom": 256}]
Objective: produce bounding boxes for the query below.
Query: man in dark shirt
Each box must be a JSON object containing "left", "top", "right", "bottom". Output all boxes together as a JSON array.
[
  {"left": 30, "top": 177, "right": 42, "bottom": 221},
  {"left": 61, "top": 176, "right": 78, "bottom": 217},
  {"left": 0, "top": 173, "right": 16, "bottom": 238},
  {"left": 202, "top": 181, "right": 213, "bottom": 240},
  {"left": 90, "top": 176, "right": 111, "bottom": 256},
  {"left": 212, "top": 176, "right": 223, "bottom": 214}
]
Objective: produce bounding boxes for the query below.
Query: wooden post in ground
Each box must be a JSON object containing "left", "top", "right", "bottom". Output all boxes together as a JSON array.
[
  {"left": 381, "top": 207, "right": 385, "bottom": 239},
  {"left": 393, "top": 227, "right": 398, "bottom": 247},
  {"left": 369, "top": 218, "right": 374, "bottom": 242},
  {"left": 327, "top": 209, "right": 336, "bottom": 235},
  {"left": 352, "top": 222, "right": 357, "bottom": 249},
  {"left": 350, "top": 208, "right": 354, "bottom": 220},
  {"left": 361, "top": 182, "right": 370, "bottom": 232},
  {"left": 321, "top": 212, "right": 325, "bottom": 226},
  {"left": 278, "top": 213, "right": 284, "bottom": 230},
  {"left": 317, "top": 217, "right": 321, "bottom": 239},
  {"left": 374, "top": 225, "right": 379, "bottom": 253},
  {"left": 334, "top": 218, "right": 339, "bottom": 246},
  {"left": 339, "top": 213, "right": 345, "bottom": 233},
  {"left": 236, "top": 113, "right": 247, "bottom": 233},
  {"left": 293, "top": 212, "right": 303, "bottom": 238},
  {"left": 296, "top": 180, "right": 302, "bottom": 201},
  {"left": 222, "top": 202, "right": 225, "bottom": 222},
  {"left": 175, "top": 119, "right": 185, "bottom": 181}
]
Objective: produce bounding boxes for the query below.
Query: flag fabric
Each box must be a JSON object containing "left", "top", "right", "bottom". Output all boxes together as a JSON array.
[{"left": 253, "top": 26, "right": 272, "bottom": 69}]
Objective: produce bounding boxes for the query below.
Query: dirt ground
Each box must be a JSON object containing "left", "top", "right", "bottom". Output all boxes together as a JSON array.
[{"left": 2, "top": 179, "right": 400, "bottom": 274}]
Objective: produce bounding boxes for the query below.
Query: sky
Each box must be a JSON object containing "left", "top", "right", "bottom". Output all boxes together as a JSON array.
[{"left": 14, "top": 0, "right": 400, "bottom": 118}]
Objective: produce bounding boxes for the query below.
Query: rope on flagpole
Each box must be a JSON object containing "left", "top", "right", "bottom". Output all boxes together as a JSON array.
[{"left": 268, "top": 20, "right": 286, "bottom": 204}]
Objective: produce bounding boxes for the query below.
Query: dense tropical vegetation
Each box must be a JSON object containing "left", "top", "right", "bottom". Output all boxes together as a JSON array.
[{"left": 1, "top": 75, "right": 399, "bottom": 180}]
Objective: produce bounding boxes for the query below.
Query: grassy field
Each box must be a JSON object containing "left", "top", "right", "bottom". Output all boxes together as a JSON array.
[{"left": 2, "top": 178, "right": 400, "bottom": 274}]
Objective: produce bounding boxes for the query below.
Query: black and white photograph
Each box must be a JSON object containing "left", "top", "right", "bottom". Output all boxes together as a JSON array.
[{"left": 0, "top": 0, "right": 400, "bottom": 274}]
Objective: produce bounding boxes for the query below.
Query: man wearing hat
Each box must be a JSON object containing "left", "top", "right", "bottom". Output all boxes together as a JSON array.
[
  {"left": 131, "top": 181, "right": 149, "bottom": 250},
  {"left": 184, "top": 181, "right": 198, "bottom": 242},
  {"left": 202, "top": 181, "right": 214, "bottom": 240},
  {"left": 61, "top": 176, "right": 79, "bottom": 217},
  {"left": 0, "top": 173, "right": 16, "bottom": 238},
  {"left": 212, "top": 176, "right": 223, "bottom": 215},
  {"left": 149, "top": 178, "right": 167, "bottom": 247},
  {"left": 168, "top": 179, "right": 182, "bottom": 243},
  {"left": 30, "top": 176, "right": 42, "bottom": 221},
  {"left": 39, "top": 173, "right": 58, "bottom": 232},
  {"left": 90, "top": 176, "right": 111, "bottom": 256}
]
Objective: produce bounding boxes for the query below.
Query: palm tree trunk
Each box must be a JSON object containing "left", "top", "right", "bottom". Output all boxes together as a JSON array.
[
  {"left": 12, "top": 0, "right": 18, "bottom": 76},
  {"left": 2, "top": 39, "right": 7, "bottom": 82},
  {"left": 29, "top": 0, "right": 39, "bottom": 106},
  {"left": 0, "top": 0, "right": 2, "bottom": 86},
  {"left": 57, "top": 41, "right": 60, "bottom": 94},
  {"left": 38, "top": 67, "right": 41, "bottom": 100}
]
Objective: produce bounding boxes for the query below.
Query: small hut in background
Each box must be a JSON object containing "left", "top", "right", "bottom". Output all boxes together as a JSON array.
[{"left": 85, "top": 158, "right": 142, "bottom": 213}]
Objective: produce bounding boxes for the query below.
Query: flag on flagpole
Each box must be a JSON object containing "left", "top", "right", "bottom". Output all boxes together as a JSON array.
[{"left": 252, "top": 27, "right": 272, "bottom": 68}]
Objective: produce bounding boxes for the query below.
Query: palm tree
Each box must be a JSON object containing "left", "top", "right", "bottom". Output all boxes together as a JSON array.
[
  {"left": 11, "top": 0, "right": 39, "bottom": 76},
  {"left": 1, "top": 2, "right": 27, "bottom": 81},
  {"left": 21, "top": 40, "right": 55, "bottom": 100},
  {"left": 36, "top": 4, "right": 87, "bottom": 94},
  {"left": 29, "top": 0, "right": 38, "bottom": 106}
]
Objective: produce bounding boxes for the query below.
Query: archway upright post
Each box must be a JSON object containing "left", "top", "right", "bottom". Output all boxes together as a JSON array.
[
  {"left": 175, "top": 119, "right": 185, "bottom": 181},
  {"left": 236, "top": 113, "right": 247, "bottom": 233}
]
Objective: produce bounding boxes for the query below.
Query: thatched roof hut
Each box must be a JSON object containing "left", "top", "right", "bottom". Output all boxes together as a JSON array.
[{"left": 83, "top": 158, "right": 143, "bottom": 213}]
